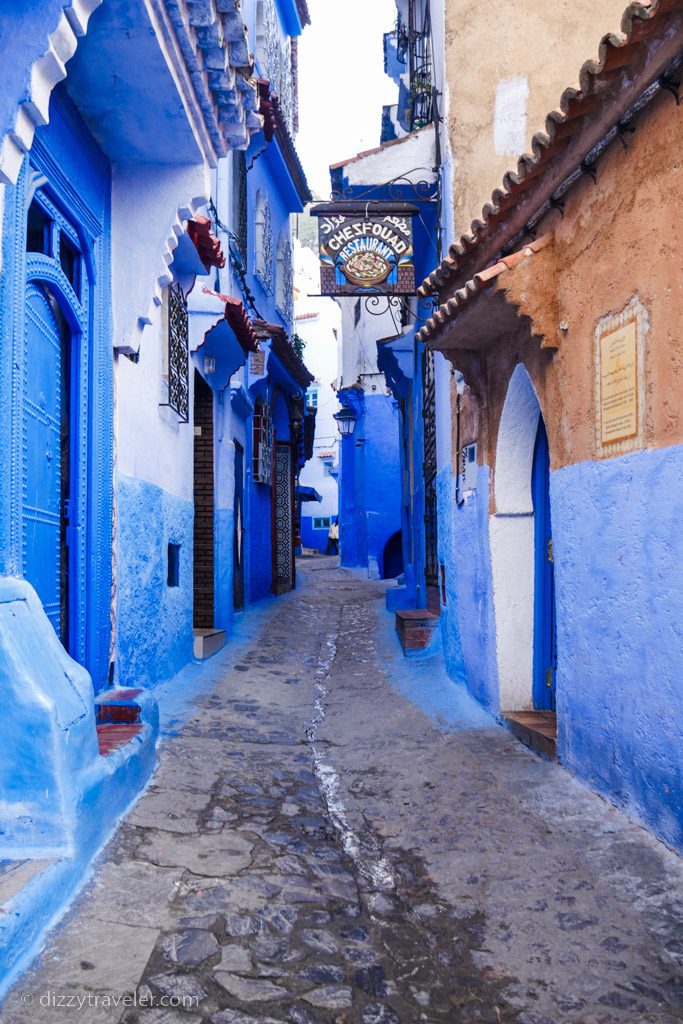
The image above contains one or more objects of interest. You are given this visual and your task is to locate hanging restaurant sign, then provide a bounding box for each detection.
[310,202,418,297]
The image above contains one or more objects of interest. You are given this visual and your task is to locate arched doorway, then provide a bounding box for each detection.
[491,364,556,715]
[382,530,404,580]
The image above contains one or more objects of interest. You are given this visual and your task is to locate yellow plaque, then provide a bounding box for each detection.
[599,318,638,445]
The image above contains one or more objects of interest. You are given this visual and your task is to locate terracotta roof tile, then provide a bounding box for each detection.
[417,237,552,342]
[188,216,226,269]
[201,287,259,352]
[256,79,312,205]
[296,0,311,27]
[252,319,314,388]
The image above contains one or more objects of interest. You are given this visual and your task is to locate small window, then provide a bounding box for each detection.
[232,151,248,268]
[167,543,181,587]
[26,199,52,255]
[162,283,190,423]
[313,516,331,531]
[323,459,334,477]
[307,388,318,408]
[253,398,273,484]
[59,231,81,297]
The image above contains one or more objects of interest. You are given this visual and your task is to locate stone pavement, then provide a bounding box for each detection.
[2,560,682,1024]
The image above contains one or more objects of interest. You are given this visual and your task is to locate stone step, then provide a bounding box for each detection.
[193,628,227,660]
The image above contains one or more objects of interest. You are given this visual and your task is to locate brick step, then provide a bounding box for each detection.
[395,608,439,655]
[95,687,143,725]
[96,723,143,756]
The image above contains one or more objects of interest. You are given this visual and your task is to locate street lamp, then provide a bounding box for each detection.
[333,406,357,439]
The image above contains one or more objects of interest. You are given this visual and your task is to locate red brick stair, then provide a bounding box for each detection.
[395,609,439,655]
[95,688,143,756]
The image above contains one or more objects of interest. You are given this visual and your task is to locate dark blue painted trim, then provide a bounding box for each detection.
[273,0,305,36]
[532,417,557,710]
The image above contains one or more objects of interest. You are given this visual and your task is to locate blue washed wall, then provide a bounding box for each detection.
[552,445,683,850]
[0,2,69,147]
[363,394,402,576]
[301,516,329,554]
[116,476,193,689]
[437,465,500,712]
[339,426,365,569]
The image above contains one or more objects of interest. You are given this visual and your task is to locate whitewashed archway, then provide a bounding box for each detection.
[490,364,541,711]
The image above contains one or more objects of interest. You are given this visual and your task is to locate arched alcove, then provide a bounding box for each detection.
[382,531,404,580]
[490,364,542,711]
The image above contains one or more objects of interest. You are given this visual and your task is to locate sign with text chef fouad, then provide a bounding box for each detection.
[310,202,417,297]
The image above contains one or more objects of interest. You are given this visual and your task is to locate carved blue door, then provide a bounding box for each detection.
[23,281,66,641]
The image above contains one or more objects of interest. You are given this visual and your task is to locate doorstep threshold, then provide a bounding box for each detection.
[503,710,557,760]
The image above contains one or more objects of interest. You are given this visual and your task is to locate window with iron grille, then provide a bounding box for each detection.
[255,190,274,295]
[163,283,189,423]
[408,0,434,130]
[235,151,248,267]
[253,398,273,484]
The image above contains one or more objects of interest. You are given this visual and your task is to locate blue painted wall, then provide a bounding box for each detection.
[301,515,331,554]
[364,393,402,576]
[116,476,194,690]
[552,445,683,850]
[437,465,499,711]
[338,390,402,576]
[339,420,365,568]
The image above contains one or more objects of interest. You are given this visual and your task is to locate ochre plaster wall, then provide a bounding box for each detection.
[444,0,628,236]
[450,88,683,486]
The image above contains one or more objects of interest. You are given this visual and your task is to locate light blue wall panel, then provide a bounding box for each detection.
[552,444,683,850]
[116,476,193,689]
[437,465,500,712]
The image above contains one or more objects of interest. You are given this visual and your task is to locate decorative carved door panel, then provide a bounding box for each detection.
[272,442,294,595]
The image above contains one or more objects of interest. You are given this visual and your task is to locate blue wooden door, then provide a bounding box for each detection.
[532,417,557,710]
[23,282,68,643]
[233,441,245,610]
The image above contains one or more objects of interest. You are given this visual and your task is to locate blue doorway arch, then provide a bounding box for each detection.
[532,417,557,710]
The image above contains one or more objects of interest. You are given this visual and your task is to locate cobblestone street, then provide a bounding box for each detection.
[3,561,682,1024]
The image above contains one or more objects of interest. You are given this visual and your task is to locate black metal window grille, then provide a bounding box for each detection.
[236,151,248,267]
[164,283,189,423]
[422,345,438,588]
[253,399,273,484]
[408,0,434,131]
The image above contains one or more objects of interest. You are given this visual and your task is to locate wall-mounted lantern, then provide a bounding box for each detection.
[333,406,357,439]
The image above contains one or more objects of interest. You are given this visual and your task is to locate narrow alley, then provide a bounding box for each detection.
[3,562,681,1024]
